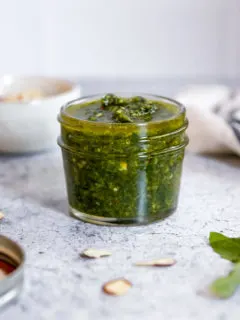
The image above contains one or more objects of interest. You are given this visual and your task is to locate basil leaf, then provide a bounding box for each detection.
[210,263,240,299]
[209,232,240,263]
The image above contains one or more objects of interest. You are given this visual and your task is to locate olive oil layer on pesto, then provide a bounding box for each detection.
[68,94,176,123]
[60,94,188,222]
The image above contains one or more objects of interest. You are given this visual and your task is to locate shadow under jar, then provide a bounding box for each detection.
[58,93,188,226]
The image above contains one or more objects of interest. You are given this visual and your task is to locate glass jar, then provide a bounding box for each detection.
[58,93,188,226]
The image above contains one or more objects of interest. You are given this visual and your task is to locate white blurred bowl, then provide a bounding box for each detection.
[0,75,81,153]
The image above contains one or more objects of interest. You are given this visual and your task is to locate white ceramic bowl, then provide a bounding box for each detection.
[0,75,81,153]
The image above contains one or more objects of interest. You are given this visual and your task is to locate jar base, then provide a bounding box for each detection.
[69,206,175,226]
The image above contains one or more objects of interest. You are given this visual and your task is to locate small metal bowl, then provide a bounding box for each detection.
[0,235,25,308]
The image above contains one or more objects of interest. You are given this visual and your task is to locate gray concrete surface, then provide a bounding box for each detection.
[0,80,240,320]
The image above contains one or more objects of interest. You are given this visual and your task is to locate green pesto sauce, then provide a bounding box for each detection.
[59,94,188,224]
[66,94,176,123]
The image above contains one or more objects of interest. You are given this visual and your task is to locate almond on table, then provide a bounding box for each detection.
[103,279,132,296]
[135,258,176,267]
[81,248,112,259]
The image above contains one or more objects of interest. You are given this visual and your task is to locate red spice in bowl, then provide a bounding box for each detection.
[0,259,16,278]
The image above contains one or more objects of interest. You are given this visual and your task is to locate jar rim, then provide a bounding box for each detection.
[59,93,186,129]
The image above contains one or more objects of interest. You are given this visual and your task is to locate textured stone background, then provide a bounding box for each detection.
[0,80,240,320]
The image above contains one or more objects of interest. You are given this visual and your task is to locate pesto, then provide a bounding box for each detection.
[58,94,188,225]
[89,94,160,123]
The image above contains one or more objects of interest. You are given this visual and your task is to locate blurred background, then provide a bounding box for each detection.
[1,0,239,80]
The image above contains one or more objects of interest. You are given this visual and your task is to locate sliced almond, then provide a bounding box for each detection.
[0,212,4,220]
[81,248,112,259]
[0,270,6,280]
[103,278,132,296]
[135,258,176,267]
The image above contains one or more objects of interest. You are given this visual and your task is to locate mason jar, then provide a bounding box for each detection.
[58,93,188,226]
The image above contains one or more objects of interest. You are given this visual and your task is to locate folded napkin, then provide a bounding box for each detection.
[175,85,240,156]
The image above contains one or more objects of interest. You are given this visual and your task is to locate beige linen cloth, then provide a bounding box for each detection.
[175,85,240,156]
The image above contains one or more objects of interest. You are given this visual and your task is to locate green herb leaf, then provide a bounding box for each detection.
[210,263,240,299]
[209,232,240,263]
